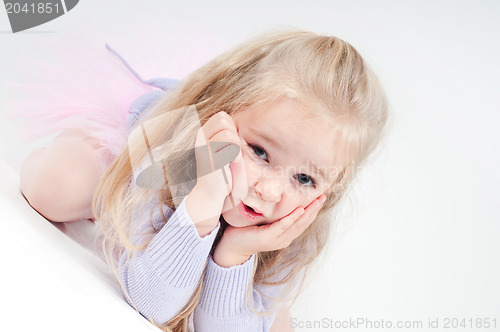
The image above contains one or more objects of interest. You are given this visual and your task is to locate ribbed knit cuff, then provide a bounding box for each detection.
[142,196,221,288]
[198,253,256,318]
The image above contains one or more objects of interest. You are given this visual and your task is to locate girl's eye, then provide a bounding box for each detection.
[248,144,317,188]
[295,174,316,188]
[249,144,269,161]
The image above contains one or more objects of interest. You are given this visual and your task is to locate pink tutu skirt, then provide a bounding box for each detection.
[5,37,180,169]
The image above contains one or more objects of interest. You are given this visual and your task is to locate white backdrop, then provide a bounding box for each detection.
[1,1,499,331]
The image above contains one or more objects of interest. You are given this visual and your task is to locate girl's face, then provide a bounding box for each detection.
[221,97,344,228]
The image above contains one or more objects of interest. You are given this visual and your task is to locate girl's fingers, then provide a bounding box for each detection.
[194,114,242,200]
[208,127,247,210]
[210,129,241,153]
[196,112,237,150]
[210,128,243,170]
[202,111,238,141]
[265,207,304,238]
[276,195,326,242]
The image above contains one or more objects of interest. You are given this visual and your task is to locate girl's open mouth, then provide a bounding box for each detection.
[239,202,265,221]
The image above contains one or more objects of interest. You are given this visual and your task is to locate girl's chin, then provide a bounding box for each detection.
[221,211,250,228]
[226,219,250,228]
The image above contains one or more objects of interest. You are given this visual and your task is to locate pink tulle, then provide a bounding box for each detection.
[5,31,227,172]
[5,37,159,160]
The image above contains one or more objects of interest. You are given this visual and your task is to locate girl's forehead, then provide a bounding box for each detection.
[235,97,322,123]
[235,98,335,140]
[234,99,345,184]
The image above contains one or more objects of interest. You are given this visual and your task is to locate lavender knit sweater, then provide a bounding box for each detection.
[119,194,294,331]
[119,84,298,331]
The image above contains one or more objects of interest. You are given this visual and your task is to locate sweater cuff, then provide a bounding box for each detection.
[142,195,221,288]
[198,253,256,317]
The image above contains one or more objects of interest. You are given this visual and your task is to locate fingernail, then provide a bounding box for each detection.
[320,195,327,203]
[299,209,305,216]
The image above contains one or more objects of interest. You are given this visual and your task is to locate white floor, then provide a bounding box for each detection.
[1,1,499,332]
[0,161,157,331]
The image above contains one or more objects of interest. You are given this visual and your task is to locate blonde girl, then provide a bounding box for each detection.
[18,28,389,331]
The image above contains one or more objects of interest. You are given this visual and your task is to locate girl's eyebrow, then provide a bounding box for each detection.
[310,163,328,183]
[249,127,328,183]
[248,127,285,150]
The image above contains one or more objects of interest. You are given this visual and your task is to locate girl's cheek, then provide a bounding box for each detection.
[244,155,258,180]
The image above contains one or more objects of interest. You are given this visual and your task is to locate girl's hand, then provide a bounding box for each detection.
[214,195,327,264]
[186,111,248,237]
[193,111,247,205]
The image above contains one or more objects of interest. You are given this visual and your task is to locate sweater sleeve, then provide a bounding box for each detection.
[119,195,221,326]
[193,252,302,332]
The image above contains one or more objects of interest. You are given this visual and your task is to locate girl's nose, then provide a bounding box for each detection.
[255,179,282,202]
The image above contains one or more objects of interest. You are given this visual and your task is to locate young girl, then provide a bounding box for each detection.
[17,28,389,331]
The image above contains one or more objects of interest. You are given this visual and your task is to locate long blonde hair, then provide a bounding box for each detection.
[93,27,390,331]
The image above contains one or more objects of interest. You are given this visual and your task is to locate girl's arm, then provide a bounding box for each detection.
[119,186,222,326]
[193,251,302,332]
[119,108,242,325]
